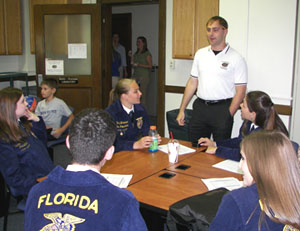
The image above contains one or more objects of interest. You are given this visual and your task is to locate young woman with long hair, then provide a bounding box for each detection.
[198,91,293,161]
[0,88,53,200]
[129,36,152,106]
[210,130,300,230]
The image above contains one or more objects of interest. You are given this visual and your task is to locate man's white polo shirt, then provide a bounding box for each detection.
[190,44,247,101]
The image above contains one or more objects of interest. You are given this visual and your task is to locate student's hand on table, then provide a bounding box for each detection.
[176,111,185,126]
[205,146,217,154]
[198,137,216,147]
[133,136,153,149]
[24,109,40,122]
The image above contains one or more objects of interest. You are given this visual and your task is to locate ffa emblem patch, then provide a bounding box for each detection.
[41,213,85,231]
[136,117,143,129]
[283,225,299,231]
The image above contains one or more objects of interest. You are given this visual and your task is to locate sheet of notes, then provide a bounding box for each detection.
[100,173,133,188]
[213,159,243,174]
[202,177,243,191]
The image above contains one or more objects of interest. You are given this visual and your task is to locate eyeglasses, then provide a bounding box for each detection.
[206,27,225,33]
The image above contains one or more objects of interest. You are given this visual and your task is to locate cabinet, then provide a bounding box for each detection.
[172,0,219,59]
[29,0,81,54]
[0,0,22,55]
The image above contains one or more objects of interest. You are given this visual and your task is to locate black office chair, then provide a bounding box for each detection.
[166,188,228,231]
[0,172,11,231]
[166,109,192,141]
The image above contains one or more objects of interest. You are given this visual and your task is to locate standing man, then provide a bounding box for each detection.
[25,108,147,230]
[176,16,247,145]
[113,33,128,78]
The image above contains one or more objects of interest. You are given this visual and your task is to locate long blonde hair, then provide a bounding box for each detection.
[242,130,300,229]
[108,78,136,105]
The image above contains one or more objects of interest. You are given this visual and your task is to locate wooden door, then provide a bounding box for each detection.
[34,4,102,114]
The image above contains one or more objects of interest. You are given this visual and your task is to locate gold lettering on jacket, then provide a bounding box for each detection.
[37,193,98,214]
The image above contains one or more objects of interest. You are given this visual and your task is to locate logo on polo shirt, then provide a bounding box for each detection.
[220,61,229,70]
[41,213,85,231]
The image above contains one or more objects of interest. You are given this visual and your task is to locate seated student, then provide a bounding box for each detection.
[25,108,147,231]
[198,91,289,161]
[210,130,300,231]
[106,78,161,152]
[0,88,54,200]
[35,78,74,140]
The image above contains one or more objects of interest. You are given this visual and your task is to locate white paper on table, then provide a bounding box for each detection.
[213,159,243,174]
[100,173,132,188]
[202,177,243,191]
[158,144,196,155]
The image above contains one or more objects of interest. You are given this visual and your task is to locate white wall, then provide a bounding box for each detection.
[291,2,300,144]
[165,0,297,138]
[112,5,159,66]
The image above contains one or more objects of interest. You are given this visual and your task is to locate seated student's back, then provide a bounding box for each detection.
[25,108,147,231]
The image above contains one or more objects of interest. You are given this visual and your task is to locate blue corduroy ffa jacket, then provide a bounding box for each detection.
[0,117,54,197]
[25,166,147,231]
[105,100,150,153]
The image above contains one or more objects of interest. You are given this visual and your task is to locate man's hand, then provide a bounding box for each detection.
[176,111,185,126]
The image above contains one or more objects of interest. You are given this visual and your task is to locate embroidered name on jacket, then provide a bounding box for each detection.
[38,193,98,214]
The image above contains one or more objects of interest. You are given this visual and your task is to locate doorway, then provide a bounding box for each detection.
[112,13,132,77]
[110,4,159,125]
[101,0,165,134]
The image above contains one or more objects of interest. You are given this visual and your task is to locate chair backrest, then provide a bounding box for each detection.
[166,109,192,141]
[166,188,228,231]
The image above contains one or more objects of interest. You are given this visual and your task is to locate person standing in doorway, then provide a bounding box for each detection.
[129,36,153,106]
[176,16,248,145]
[112,33,128,78]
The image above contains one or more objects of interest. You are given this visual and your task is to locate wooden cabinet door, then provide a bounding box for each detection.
[194,0,219,51]
[172,0,219,59]
[172,0,196,59]
[0,0,22,55]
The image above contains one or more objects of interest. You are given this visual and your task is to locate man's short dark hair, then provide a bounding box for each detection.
[206,16,228,29]
[69,108,116,165]
[41,78,58,89]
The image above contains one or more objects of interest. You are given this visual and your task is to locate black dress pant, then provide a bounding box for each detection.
[189,98,233,145]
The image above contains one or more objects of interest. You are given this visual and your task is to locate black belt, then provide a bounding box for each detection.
[198,97,232,105]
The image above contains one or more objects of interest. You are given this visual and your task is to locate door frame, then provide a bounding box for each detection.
[100,0,166,135]
[34,4,102,110]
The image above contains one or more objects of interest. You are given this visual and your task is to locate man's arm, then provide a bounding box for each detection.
[229,84,246,116]
[176,77,198,126]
